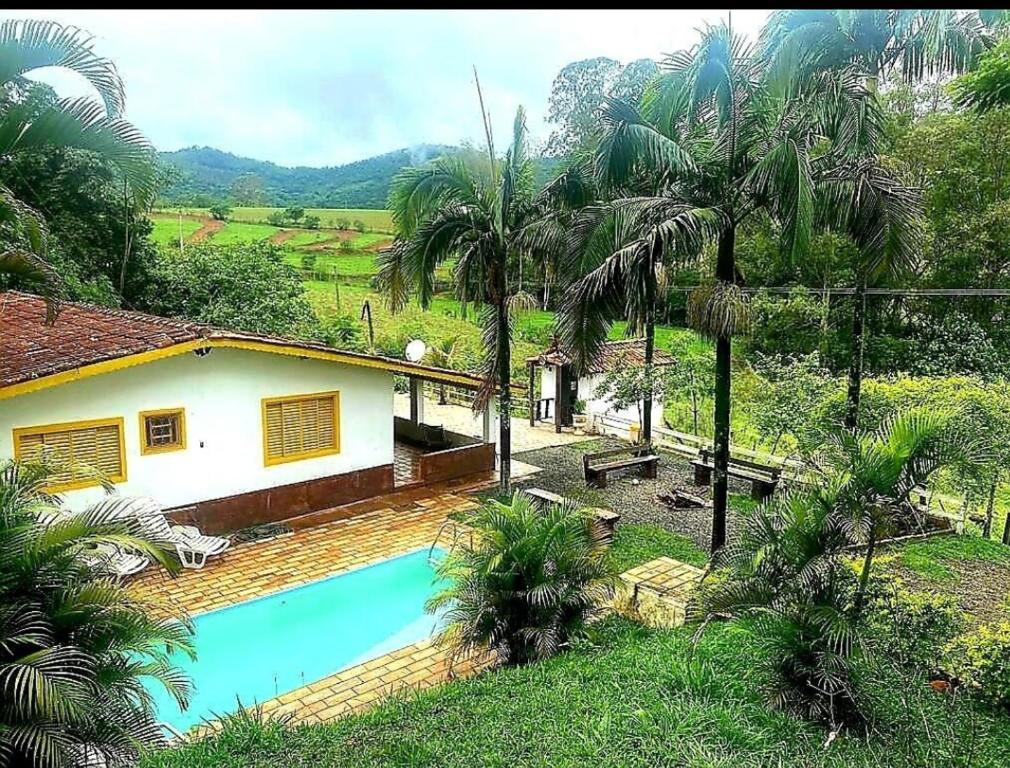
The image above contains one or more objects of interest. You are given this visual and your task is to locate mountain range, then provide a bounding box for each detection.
[157,145,455,209]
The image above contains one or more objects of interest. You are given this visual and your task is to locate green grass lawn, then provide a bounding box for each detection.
[283,230,337,248]
[149,215,201,247]
[146,617,1008,768]
[207,222,282,245]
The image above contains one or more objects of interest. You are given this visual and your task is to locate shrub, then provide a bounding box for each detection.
[352,219,366,233]
[0,460,193,767]
[209,203,231,221]
[866,585,962,669]
[318,313,365,351]
[267,211,286,226]
[300,252,318,274]
[303,214,321,229]
[140,241,318,338]
[947,620,1010,709]
[427,492,615,667]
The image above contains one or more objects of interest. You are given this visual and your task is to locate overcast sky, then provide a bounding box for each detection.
[13,9,771,167]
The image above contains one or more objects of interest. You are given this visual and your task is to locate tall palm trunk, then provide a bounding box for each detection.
[641,247,657,444]
[853,528,877,618]
[845,275,867,430]
[497,296,512,494]
[711,227,735,553]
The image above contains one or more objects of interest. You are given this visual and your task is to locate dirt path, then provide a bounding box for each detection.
[187,218,225,243]
[269,229,299,246]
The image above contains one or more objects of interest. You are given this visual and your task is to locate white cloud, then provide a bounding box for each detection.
[9,9,771,166]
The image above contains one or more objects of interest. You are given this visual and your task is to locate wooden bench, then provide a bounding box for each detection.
[691,448,781,501]
[583,445,659,489]
[525,487,621,544]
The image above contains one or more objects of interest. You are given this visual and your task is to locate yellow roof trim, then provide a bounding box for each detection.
[0,336,506,401]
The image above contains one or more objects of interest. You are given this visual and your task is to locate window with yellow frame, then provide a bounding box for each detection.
[139,408,186,455]
[13,417,127,492]
[262,391,340,466]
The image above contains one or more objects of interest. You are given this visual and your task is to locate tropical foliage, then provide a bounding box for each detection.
[426,492,614,667]
[699,407,976,724]
[0,460,192,768]
[0,19,157,308]
[380,98,576,491]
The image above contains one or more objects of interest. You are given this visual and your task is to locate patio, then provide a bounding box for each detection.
[130,487,484,726]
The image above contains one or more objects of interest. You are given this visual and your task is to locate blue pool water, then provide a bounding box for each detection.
[151,547,445,732]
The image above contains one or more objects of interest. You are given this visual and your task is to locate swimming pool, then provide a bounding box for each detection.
[151,547,445,732]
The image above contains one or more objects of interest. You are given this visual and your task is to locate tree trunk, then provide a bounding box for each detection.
[1003,509,1010,545]
[711,227,735,553]
[497,298,512,494]
[845,276,867,430]
[642,248,657,444]
[854,529,877,619]
[983,481,997,539]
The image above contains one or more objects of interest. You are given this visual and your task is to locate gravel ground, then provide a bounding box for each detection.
[514,437,755,551]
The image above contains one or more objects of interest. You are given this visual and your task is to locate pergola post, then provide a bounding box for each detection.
[554,364,563,433]
[528,362,536,427]
[483,403,493,443]
[409,377,424,424]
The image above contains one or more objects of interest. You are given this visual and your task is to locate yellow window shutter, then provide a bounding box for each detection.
[262,392,339,465]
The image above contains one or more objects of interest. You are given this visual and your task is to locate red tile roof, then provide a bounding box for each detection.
[0,291,497,394]
[527,338,676,374]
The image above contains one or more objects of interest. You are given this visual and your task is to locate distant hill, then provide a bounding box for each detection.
[157,145,456,209]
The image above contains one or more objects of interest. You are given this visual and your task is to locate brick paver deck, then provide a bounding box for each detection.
[131,490,478,615]
[131,489,486,731]
[613,556,705,628]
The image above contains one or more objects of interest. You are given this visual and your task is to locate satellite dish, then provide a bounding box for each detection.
[405,339,427,363]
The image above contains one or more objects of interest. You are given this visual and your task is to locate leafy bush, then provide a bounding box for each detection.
[352,219,366,232]
[303,214,320,229]
[140,241,319,338]
[866,585,962,669]
[745,288,827,359]
[947,621,1010,709]
[266,211,286,226]
[318,313,365,351]
[209,203,231,221]
[0,460,193,767]
[427,492,615,666]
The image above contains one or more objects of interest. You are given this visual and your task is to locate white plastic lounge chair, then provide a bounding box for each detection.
[82,542,149,578]
[131,502,231,570]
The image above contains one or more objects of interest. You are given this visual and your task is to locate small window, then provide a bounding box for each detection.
[262,391,340,465]
[140,409,186,454]
[14,417,127,491]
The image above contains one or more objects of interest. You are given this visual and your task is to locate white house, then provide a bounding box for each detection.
[526,339,675,431]
[0,292,496,533]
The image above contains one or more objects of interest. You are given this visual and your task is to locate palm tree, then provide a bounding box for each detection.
[427,335,461,404]
[761,9,991,94]
[815,162,923,429]
[699,489,862,725]
[0,19,157,312]
[426,492,614,667]
[379,88,570,493]
[0,459,193,768]
[761,9,989,428]
[576,23,875,551]
[811,408,975,613]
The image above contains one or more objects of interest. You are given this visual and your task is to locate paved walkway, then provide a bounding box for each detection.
[613,557,706,629]
[393,394,589,453]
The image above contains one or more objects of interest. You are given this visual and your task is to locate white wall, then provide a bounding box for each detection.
[0,348,394,511]
[537,367,664,426]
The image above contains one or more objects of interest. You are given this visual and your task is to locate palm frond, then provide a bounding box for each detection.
[0,19,125,116]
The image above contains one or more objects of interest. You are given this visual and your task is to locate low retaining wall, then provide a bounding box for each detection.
[416,442,495,485]
[165,464,395,534]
